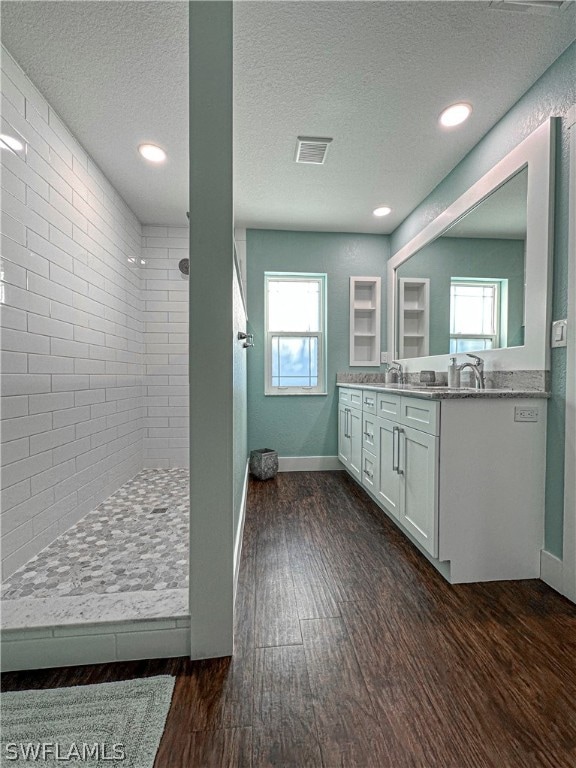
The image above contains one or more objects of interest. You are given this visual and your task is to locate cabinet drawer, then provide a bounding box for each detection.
[339,387,363,409]
[362,449,377,493]
[376,392,402,419]
[399,397,439,435]
[362,390,377,414]
[362,412,377,452]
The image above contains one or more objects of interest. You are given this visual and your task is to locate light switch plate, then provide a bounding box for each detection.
[381,352,389,364]
[551,319,567,348]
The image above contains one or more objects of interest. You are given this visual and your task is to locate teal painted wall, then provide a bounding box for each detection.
[391,42,576,557]
[397,237,525,355]
[233,264,248,540]
[189,1,235,657]
[247,230,389,457]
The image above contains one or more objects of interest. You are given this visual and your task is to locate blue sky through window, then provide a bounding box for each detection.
[271,336,318,388]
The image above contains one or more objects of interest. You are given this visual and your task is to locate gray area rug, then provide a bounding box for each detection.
[1,675,175,766]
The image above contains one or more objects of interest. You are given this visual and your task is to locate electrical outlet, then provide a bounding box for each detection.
[514,406,539,422]
[381,352,389,364]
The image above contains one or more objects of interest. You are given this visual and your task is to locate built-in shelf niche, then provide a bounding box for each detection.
[398,277,429,358]
[350,276,381,366]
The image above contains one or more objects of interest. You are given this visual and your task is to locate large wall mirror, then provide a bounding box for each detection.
[387,119,555,372]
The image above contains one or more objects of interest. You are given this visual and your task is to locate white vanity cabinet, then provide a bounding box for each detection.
[374,417,401,519]
[338,390,362,481]
[374,393,439,557]
[338,385,548,584]
[398,423,438,557]
[361,404,378,494]
[339,389,438,542]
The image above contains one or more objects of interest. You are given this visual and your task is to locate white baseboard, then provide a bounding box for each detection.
[278,456,343,472]
[233,460,250,597]
[540,549,564,595]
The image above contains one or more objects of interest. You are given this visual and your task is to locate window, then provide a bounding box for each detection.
[449,280,500,354]
[265,273,327,395]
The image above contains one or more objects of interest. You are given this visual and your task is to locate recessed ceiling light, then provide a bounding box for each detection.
[0,134,24,152]
[439,103,472,128]
[138,143,167,163]
[373,206,392,217]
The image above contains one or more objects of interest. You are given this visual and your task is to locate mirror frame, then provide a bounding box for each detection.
[387,118,556,372]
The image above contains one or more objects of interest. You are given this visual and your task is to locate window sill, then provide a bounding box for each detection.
[265,391,328,397]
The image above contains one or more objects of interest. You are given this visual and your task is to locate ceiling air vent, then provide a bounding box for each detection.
[489,1,570,14]
[295,136,333,165]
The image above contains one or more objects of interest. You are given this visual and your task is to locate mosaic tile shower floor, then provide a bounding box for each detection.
[1,469,189,601]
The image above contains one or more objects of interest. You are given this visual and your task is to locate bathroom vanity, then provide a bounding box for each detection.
[338,383,548,583]
[347,119,556,585]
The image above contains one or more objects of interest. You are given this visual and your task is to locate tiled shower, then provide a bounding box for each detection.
[0,47,190,624]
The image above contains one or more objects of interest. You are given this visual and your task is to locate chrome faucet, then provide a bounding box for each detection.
[457,354,485,389]
[390,361,404,385]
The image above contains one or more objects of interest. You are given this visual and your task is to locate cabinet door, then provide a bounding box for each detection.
[375,417,401,519]
[349,407,362,481]
[398,425,438,557]
[338,403,351,468]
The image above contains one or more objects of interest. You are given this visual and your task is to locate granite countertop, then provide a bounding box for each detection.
[336,382,550,400]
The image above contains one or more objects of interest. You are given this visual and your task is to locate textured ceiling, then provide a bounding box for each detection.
[1,1,574,230]
[1,1,189,225]
[234,1,574,234]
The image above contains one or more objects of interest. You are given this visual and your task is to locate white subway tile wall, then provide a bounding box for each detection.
[0,47,149,578]
[141,227,189,469]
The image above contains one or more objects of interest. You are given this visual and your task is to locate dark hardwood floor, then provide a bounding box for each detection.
[3,471,576,767]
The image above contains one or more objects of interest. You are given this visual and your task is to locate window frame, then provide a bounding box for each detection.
[449,279,501,353]
[264,272,327,396]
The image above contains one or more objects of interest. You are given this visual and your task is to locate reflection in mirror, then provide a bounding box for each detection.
[396,167,528,359]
